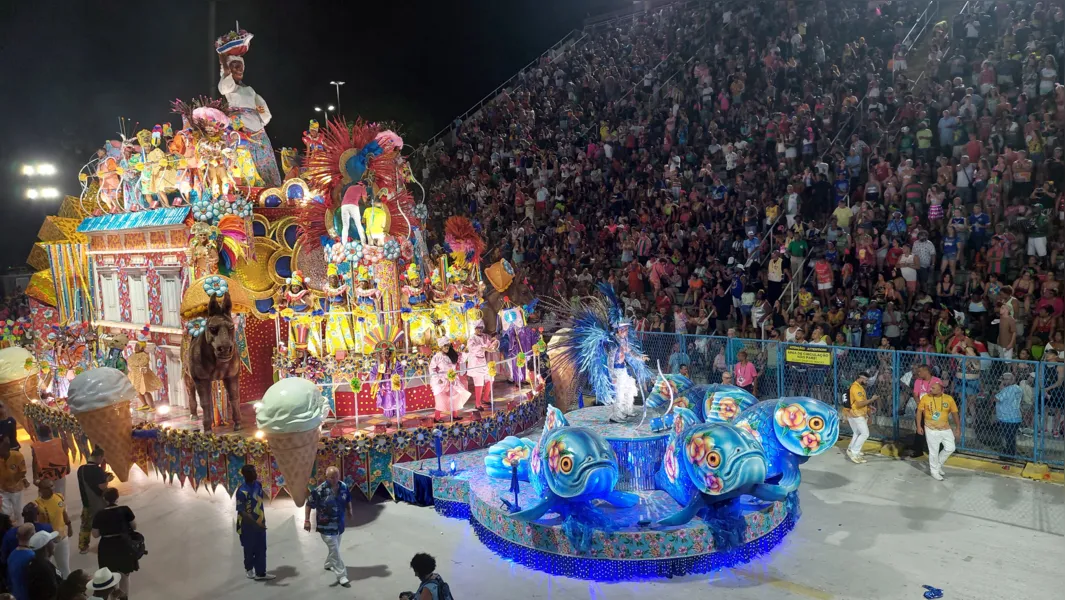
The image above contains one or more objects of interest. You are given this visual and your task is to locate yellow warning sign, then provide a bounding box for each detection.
[784,346,832,366]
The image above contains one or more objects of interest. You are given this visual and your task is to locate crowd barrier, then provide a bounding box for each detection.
[636,332,1065,467]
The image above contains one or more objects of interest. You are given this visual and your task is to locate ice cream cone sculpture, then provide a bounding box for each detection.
[67,368,137,482]
[0,347,40,440]
[256,377,326,506]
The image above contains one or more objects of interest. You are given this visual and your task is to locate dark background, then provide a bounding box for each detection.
[0,0,624,270]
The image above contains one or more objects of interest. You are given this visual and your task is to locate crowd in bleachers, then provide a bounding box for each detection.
[421,0,1065,438]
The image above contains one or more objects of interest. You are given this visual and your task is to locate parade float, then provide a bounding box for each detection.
[5,24,829,583]
[12,25,546,502]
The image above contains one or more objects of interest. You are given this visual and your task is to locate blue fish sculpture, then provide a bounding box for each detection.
[484,436,536,481]
[710,396,840,499]
[655,408,769,529]
[512,406,638,552]
[646,376,757,423]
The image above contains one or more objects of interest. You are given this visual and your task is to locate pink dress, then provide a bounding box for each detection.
[429,352,470,413]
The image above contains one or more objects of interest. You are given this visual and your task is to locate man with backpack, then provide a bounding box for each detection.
[406,552,454,600]
[843,369,878,464]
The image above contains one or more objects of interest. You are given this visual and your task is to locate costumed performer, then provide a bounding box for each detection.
[227,116,267,187]
[546,283,651,422]
[282,271,322,358]
[341,183,368,245]
[217,52,281,186]
[352,267,379,353]
[368,330,406,419]
[303,120,325,155]
[324,264,355,359]
[126,341,161,411]
[464,320,499,410]
[610,319,639,422]
[429,337,469,422]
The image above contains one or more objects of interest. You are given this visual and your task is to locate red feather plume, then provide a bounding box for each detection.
[296,200,330,250]
[444,216,485,265]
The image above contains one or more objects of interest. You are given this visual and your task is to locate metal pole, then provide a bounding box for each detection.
[208,0,217,97]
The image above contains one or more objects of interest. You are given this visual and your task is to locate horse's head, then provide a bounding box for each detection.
[205,293,236,362]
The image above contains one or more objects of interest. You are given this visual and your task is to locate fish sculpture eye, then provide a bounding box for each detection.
[559,455,574,474]
[809,416,825,431]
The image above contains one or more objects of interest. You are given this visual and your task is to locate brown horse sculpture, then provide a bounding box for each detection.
[185,292,242,431]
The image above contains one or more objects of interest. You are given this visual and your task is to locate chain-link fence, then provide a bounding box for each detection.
[637,332,1062,467]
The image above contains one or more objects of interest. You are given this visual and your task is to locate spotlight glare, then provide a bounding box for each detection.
[36,163,57,176]
[157,405,172,415]
[21,165,35,176]
[254,430,265,439]
[26,189,39,199]
[40,187,60,199]
[327,105,335,111]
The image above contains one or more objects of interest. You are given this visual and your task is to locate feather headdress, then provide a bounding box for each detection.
[444,216,485,267]
[171,97,232,137]
[543,283,651,405]
[216,214,249,275]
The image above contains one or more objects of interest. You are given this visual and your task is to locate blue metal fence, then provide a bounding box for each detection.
[636,332,1063,467]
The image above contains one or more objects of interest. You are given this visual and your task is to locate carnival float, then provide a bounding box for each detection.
[4,23,830,582]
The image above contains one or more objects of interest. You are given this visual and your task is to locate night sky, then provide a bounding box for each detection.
[0,0,621,270]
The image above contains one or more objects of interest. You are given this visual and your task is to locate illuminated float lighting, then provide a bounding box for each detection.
[254,430,265,439]
[156,405,171,415]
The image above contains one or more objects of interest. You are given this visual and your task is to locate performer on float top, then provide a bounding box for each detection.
[370,343,406,419]
[303,120,325,155]
[218,53,281,186]
[429,338,470,422]
[464,320,498,410]
[609,319,640,423]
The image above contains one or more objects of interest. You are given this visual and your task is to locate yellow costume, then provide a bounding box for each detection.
[324,264,356,356]
[127,349,162,395]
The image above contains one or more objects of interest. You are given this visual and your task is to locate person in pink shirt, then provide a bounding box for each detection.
[733,350,759,394]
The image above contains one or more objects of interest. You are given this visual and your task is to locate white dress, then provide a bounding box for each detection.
[218,75,272,131]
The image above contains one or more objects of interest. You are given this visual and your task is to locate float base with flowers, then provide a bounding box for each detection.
[392,404,796,582]
[23,383,545,502]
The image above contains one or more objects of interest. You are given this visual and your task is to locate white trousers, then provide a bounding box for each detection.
[925,428,956,474]
[54,536,71,578]
[847,416,870,455]
[612,367,637,419]
[340,204,366,245]
[321,533,347,581]
[0,491,21,522]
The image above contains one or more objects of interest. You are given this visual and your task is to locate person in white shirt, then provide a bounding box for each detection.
[218,54,281,186]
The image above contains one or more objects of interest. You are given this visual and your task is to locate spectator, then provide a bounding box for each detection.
[667,343,690,374]
[733,350,758,394]
[0,505,51,568]
[0,437,27,523]
[33,480,70,578]
[994,372,1023,458]
[76,447,111,555]
[25,530,61,600]
[408,553,453,600]
[90,488,138,596]
[5,525,34,599]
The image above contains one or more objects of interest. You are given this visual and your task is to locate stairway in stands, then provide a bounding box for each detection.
[901,0,970,84]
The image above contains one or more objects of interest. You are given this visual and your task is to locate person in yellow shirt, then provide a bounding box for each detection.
[916,381,960,480]
[35,478,72,578]
[844,370,878,463]
[0,435,29,521]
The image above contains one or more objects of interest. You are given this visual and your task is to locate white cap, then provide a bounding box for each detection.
[29,530,59,550]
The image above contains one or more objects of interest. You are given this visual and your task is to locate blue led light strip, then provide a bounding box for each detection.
[434,498,471,520]
[469,513,796,581]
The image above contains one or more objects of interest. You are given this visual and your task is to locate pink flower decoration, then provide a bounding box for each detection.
[663,441,679,483]
[717,397,739,419]
[800,431,822,452]
[775,403,808,430]
[704,472,724,494]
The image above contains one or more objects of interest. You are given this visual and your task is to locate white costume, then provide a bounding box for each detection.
[611,343,639,421]
[429,339,470,416]
[218,56,281,186]
[464,322,498,409]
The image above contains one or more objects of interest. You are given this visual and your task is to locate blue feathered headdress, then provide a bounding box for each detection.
[545,283,651,405]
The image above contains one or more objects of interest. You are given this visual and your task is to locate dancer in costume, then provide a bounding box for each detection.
[464,320,498,410]
[126,341,160,412]
[547,283,651,422]
[323,264,355,359]
[282,271,322,359]
[303,120,325,155]
[217,48,281,186]
[366,325,406,419]
[352,267,379,353]
[429,338,470,421]
[227,116,267,187]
